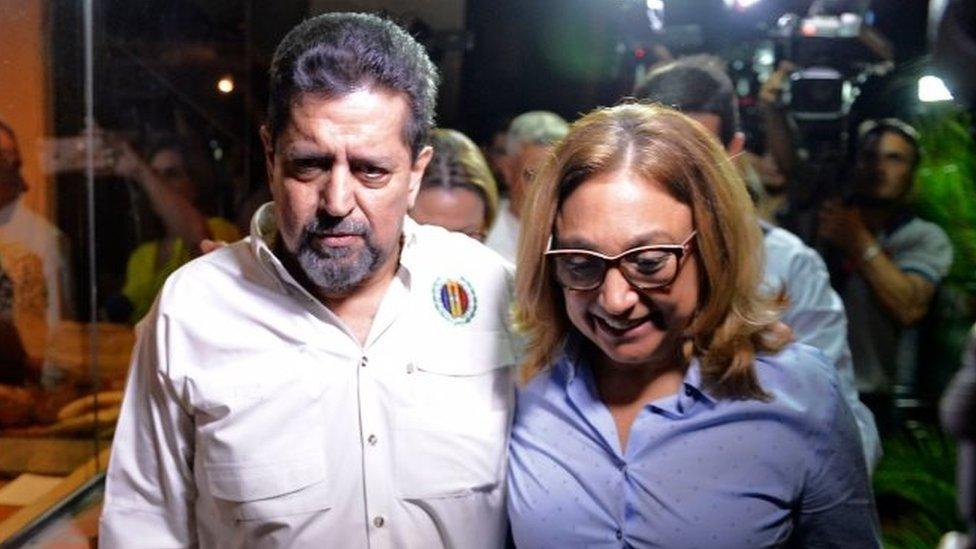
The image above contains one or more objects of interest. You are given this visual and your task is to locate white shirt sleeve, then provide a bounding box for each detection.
[99,309,198,548]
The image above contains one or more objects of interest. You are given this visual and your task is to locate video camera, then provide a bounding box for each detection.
[764,1,895,240]
[772,0,892,124]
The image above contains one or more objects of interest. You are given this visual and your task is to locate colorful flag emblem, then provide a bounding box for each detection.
[432,277,477,324]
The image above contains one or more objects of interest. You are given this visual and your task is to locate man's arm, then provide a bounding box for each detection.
[856,243,936,326]
[819,204,952,326]
[759,62,799,178]
[99,310,197,548]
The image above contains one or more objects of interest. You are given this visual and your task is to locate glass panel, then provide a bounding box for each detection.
[1,0,109,531]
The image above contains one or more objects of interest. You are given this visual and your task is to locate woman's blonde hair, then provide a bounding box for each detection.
[420,128,500,228]
[516,103,789,400]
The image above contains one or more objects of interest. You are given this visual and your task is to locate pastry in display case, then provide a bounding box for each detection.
[0,321,133,543]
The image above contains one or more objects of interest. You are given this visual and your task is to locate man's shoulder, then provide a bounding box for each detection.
[762,225,828,280]
[763,225,818,261]
[889,216,950,246]
[155,239,264,312]
[3,201,63,246]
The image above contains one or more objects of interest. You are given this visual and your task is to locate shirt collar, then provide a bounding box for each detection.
[557,336,717,414]
[248,202,420,291]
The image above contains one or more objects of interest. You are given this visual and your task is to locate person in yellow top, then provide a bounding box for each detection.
[107,138,239,323]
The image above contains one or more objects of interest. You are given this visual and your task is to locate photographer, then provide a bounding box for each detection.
[819,119,952,426]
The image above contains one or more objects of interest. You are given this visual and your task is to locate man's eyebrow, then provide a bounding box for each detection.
[348,152,397,167]
[283,152,333,167]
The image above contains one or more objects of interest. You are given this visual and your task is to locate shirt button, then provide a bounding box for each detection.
[373,516,385,528]
[615,528,623,540]
[684,387,693,397]
[406,363,415,374]
[367,434,378,446]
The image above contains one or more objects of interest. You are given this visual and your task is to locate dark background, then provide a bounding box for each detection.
[47,0,938,318]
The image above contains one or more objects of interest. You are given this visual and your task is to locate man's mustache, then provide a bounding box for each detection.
[303,215,370,238]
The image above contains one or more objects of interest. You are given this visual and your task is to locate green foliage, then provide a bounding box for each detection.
[913,109,976,290]
[874,426,963,548]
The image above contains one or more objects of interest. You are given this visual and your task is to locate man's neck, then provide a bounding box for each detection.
[275,240,401,346]
[321,260,399,346]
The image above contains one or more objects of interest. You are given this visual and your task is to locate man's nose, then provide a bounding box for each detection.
[598,267,639,315]
[320,166,355,218]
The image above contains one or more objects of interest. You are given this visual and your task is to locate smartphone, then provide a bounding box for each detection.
[39,134,115,175]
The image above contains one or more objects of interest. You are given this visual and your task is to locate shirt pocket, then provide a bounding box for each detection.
[394,330,514,499]
[193,345,337,520]
[204,452,331,521]
[193,345,334,464]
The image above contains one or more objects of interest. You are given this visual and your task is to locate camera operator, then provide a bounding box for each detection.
[818,119,952,428]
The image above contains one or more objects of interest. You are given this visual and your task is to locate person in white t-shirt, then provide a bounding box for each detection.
[0,119,72,326]
[100,13,518,548]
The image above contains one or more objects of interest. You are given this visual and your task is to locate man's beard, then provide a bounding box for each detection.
[293,214,384,296]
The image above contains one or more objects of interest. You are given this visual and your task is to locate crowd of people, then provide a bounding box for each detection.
[0,7,972,548]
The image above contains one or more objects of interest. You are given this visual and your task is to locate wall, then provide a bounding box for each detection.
[0,0,51,219]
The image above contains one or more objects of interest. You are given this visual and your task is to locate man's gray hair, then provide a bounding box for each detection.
[506,111,569,155]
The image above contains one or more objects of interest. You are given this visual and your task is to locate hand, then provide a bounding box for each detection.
[818,200,871,256]
[759,61,795,109]
[199,239,227,255]
[110,140,148,181]
[756,153,786,192]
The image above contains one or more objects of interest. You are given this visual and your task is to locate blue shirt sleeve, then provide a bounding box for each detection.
[793,376,882,547]
[771,234,882,471]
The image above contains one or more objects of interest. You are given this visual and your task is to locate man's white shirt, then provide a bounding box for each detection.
[100,204,518,548]
[484,199,519,265]
[761,222,882,470]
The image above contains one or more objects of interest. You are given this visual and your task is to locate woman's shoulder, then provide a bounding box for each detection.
[751,342,844,422]
[517,355,576,405]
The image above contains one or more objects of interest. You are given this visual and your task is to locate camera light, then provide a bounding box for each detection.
[217,75,235,94]
[918,75,954,103]
[724,0,761,10]
[646,0,664,32]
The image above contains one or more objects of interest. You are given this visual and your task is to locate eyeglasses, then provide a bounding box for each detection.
[545,231,697,291]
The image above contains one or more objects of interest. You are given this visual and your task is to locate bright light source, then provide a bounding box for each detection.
[646,0,664,32]
[217,75,235,94]
[724,0,761,10]
[918,75,954,102]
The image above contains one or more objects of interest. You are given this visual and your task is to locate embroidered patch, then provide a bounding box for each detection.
[432,277,477,324]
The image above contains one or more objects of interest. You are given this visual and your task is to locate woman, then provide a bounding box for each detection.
[508,103,880,547]
[410,128,499,242]
[108,137,239,323]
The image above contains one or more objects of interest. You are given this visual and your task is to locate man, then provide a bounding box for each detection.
[100,13,518,548]
[819,119,952,427]
[484,110,568,263]
[634,55,882,470]
[0,119,72,325]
